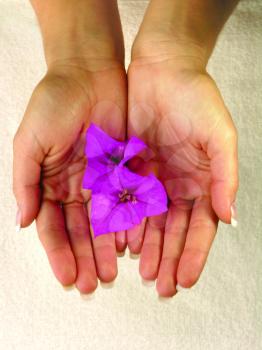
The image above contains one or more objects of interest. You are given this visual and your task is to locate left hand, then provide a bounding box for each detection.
[126,45,238,297]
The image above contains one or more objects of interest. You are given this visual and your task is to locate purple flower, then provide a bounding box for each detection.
[90,166,168,237]
[82,123,146,190]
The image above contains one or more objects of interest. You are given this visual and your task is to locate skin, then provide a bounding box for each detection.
[126,0,239,297]
[13,0,239,298]
[13,0,127,294]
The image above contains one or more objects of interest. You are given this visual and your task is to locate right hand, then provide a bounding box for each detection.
[13,59,127,293]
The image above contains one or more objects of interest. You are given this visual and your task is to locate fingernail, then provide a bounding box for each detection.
[117,233,126,244]
[158,296,172,303]
[116,251,125,257]
[176,284,190,292]
[141,278,155,287]
[230,201,238,228]
[129,252,140,260]
[100,280,115,289]
[62,283,75,291]
[80,292,95,300]
[16,207,21,232]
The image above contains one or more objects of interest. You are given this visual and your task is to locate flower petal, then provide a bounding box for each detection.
[90,167,123,194]
[91,200,141,236]
[112,167,168,218]
[135,175,168,216]
[126,201,148,223]
[84,124,168,235]
[85,123,124,159]
[82,159,114,190]
[120,136,147,164]
[116,166,146,191]
[91,192,118,216]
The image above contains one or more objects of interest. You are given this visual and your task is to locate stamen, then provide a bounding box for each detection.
[118,189,137,204]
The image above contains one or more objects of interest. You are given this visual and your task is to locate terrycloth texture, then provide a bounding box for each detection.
[0,0,261,349]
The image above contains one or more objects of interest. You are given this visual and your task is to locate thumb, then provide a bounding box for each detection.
[208,117,239,227]
[13,123,44,230]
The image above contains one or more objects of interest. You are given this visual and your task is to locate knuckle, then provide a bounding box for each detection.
[182,246,208,258]
[224,124,238,144]
[189,217,216,232]
[164,225,187,237]
[37,222,65,236]
[67,225,89,239]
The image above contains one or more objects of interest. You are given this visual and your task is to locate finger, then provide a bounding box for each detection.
[156,200,192,297]
[208,118,238,225]
[139,213,166,281]
[87,201,117,283]
[63,202,98,294]
[127,218,146,255]
[36,199,77,286]
[13,124,44,228]
[115,230,127,254]
[176,195,218,288]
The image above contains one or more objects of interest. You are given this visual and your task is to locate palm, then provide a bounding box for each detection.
[39,66,126,203]
[16,63,127,292]
[127,60,230,296]
[129,62,225,198]
[39,84,90,207]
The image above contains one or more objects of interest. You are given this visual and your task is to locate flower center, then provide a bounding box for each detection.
[110,155,121,164]
[118,189,137,204]
[109,145,125,165]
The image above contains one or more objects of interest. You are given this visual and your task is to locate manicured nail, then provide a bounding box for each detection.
[141,278,155,287]
[176,284,190,292]
[158,296,172,303]
[230,201,238,228]
[62,283,75,291]
[80,292,95,300]
[116,251,125,257]
[15,207,21,232]
[100,280,115,289]
[129,252,140,260]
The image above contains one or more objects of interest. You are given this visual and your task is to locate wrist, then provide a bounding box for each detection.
[131,0,239,68]
[44,32,124,71]
[131,33,208,71]
[31,0,124,69]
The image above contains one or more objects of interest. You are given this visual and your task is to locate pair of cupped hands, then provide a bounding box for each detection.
[13,33,238,299]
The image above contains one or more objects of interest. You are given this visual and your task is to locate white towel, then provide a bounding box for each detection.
[0,0,261,349]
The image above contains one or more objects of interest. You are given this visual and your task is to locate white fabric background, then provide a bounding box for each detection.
[0,0,261,349]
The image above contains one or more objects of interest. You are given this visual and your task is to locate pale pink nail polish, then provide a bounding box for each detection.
[80,292,95,300]
[176,284,190,292]
[100,281,115,289]
[129,252,140,260]
[141,278,155,287]
[230,201,238,228]
[16,207,21,232]
[158,296,172,303]
[116,251,125,257]
[62,284,75,291]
